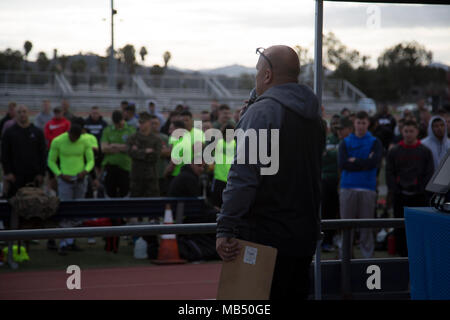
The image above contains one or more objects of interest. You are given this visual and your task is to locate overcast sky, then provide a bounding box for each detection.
[0,0,449,70]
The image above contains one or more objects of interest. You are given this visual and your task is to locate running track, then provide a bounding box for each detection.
[0,263,222,300]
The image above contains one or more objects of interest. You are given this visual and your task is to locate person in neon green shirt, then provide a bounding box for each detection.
[169,133,185,177]
[48,131,94,180]
[47,119,94,255]
[165,120,187,178]
[212,124,236,207]
[83,132,99,151]
[169,110,205,177]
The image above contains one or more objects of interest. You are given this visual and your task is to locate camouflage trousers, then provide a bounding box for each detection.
[129,178,160,198]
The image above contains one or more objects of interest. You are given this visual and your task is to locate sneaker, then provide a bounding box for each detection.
[87,238,96,245]
[47,239,57,251]
[58,246,68,256]
[321,243,335,253]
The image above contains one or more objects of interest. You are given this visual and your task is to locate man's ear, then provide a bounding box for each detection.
[264,68,272,85]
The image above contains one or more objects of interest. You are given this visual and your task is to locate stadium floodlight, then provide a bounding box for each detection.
[108,0,117,88]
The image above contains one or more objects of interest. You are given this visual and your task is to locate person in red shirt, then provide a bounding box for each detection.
[44,107,71,148]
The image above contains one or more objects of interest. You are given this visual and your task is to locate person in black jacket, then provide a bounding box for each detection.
[216,45,325,300]
[84,106,108,144]
[167,163,203,197]
[386,120,434,256]
[0,102,17,140]
[1,105,47,198]
[373,104,397,153]
[84,106,108,171]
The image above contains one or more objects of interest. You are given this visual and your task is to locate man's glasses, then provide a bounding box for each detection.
[256,47,273,70]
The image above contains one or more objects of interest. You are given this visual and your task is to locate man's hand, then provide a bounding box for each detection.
[60,175,73,183]
[115,144,128,153]
[161,146,171,157]
[348,157,356,163]
[131,145,138,151]
[103,143,119,154]
[77,171,88,181]
[4,174,16,183]
[145,148,154,154]
[216,237,241,262]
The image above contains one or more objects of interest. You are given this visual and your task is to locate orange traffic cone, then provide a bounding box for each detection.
[151,204,186,265]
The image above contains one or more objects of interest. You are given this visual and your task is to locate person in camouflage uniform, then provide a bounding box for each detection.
[321,114,342,252]
[127,112,162,197]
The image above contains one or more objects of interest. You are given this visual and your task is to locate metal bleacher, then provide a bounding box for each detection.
[0,70,364,114]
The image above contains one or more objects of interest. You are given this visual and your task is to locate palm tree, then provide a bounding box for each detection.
[23,40,33,70]
[139,46,148,62]
[163,51,171,69]
[59,55,69,72]
[119,44,136,74]
[37,52,50,71]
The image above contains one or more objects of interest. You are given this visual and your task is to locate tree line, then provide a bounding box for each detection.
[1,35,448,103]
[0,41,172,76]
[294,32,447,104]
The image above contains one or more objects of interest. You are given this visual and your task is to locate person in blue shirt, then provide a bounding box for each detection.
[338,110,383,259]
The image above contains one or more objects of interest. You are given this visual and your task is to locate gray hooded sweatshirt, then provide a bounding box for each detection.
[34,112,53,131]
[217,82,325,257]
[421,115,450,171]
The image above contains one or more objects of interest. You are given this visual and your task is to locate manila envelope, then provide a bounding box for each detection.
[217,239,277,300]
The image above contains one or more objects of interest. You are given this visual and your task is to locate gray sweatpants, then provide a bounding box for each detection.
[339,188,377,259]
[58,177,87,247]
[58,177,87,201]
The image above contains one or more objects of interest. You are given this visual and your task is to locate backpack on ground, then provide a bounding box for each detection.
[9,186,60,222]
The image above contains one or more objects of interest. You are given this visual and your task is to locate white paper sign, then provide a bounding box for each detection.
[243,246,258,265]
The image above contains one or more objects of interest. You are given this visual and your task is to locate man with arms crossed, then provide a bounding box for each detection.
[338,111,383,259]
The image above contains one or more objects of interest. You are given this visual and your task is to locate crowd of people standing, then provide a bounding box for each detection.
[321,101,450,258]
[0,96,449,258]
[0,99,237,255]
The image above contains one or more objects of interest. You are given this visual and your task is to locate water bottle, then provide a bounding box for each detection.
[134,237,148,259]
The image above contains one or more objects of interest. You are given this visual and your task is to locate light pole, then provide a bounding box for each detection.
[108,0,117,88]
[313,0,323,301]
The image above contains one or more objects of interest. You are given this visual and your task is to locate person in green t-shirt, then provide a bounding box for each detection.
[48,124,94,195]
[175,110,205,170]
[47,119,94,254]
[78,122,101,202]
[212,123,235,207]
[165,120,186,182]
[321,114,346,252]
[101,110,136,198]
